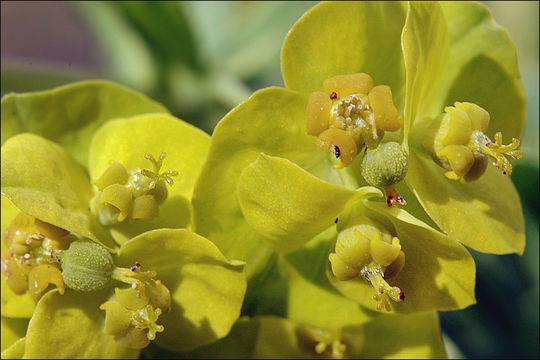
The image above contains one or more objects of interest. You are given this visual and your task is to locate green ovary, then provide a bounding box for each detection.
[91,152,178,225]
[430,102,522,182]
[329,220,406,312]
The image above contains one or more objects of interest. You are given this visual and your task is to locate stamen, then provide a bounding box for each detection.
[361,264,404,312]
[469,131,522,175]
[330,92,338,100]
[383,184,406,207]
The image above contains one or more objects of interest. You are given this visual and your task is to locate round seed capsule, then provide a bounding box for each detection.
[360,141,408,188]
[61,240,114,292]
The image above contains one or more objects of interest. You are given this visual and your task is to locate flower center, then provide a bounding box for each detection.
[429,102,523,182]
[91,152,178,225]
[100,261,171,349]
[306,73,401,169]
[1,212,71,300]
[329,222,406,312]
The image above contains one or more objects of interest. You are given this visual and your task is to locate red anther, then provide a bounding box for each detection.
[329,92,338,100]
[130,266,137,272]
[486,142,491,147]
[503,171,507,175]
[135,262,141,267]
[399,290,405,301]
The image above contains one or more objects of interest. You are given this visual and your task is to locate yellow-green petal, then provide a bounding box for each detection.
[281,1,407,114]
[237,153,381,253]
[1,134,116,250]
[431,1,526,140]
[361,311,447,359]
[1,80,168,168]
[406,149,524,254]
[115,229,246,352]
[1,317,28,352]
[89,114,210,243]
[402,1,449,149]
[23,289,140,359]
[0,337,25,359]
[329,201,476,314]
[192,87,356,279]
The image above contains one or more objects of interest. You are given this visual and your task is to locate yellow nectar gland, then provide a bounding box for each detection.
[1,212,72,300]
[306,73,401,169]
[329,224,405,312]
[100,261,171,349]
[432,102,523,182]
[92,152,178,225]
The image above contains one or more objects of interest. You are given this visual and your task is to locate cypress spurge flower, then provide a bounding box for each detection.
[191,0,484,316]
[1,82,246,358]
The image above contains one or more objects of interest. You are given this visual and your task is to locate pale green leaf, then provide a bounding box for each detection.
[115,229,246,352]
[1,80,168,168]
[1,195,35,318]
[281,1,407,114]
[406,149,524,254]
[402,1,449,148]
[88,114,210,243]
[192,87,356,279]
[237,153,381,253]
[24,289,140,359]
[1,134,116,250]
[328,200,476,313]
[1,317,28,352]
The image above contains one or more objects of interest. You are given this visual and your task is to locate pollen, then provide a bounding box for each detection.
[306,73,401,169]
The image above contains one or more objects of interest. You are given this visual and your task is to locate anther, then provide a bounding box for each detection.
[330,92,338,100]
[332,145,341,158]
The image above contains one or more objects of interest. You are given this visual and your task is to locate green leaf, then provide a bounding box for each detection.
[1,317,28,352]
[1,80,168,168]
[1,134,116,250]
[361,311,447,358]
[431,1,526,140]
[192,87,355,279]
[237,153,381,253]
[88,114,210,243]
[23,289,140,359]
[1,195,35,318]
[281,1,407,113]
[115,229,246,352]
[406,149,525,254]
[402,1,449,148]
[0,337,25,359]
[328,200,476,314]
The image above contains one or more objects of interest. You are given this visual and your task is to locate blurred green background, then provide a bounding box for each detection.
[1,1,538,358]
